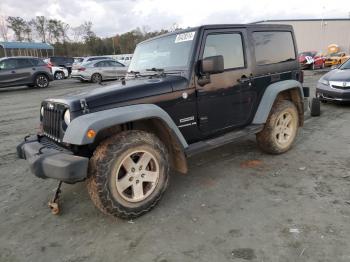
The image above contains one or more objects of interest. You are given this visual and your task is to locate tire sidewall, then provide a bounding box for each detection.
[257,100,299,154]
[90,131,169,217]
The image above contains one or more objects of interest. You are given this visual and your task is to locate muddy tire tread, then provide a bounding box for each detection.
[87,130,169,219]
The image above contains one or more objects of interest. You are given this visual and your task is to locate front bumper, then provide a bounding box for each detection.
[17,135,89,183]
[316,83,350,101]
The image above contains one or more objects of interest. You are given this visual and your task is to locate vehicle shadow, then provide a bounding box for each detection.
[0,85,35,93]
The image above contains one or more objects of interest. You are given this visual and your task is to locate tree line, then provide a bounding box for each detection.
[0,15,173,57]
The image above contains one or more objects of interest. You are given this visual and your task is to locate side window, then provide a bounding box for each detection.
[110,61,124,67]
[203,33,245,69]
[0,59,18,70]
[17,59,34,68]
[33,59,47,66]
[95,61,106,67]
[252,31,296,65]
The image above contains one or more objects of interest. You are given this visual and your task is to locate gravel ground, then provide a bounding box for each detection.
[1,72,350,262]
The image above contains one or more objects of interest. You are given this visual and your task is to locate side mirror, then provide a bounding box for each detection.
[200,55,224,75]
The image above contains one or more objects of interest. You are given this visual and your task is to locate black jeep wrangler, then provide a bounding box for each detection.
[18,24,309,218]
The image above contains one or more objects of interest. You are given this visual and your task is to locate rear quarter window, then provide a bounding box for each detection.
[32,59,46,66]
[252,31,296,65]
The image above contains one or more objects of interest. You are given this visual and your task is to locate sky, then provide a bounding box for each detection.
[1,0,350,37]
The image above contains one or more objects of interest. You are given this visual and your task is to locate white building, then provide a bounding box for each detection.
[255,18,350,54]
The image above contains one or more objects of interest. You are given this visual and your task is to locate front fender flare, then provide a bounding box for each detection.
[252,80,304,124]
[63,104,188,148]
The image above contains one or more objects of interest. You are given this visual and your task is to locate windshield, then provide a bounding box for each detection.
[128,31,196,73]
[339,58,350,70]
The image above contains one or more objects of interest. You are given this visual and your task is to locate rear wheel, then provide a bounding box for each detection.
[35,74,49,88]
[87,131,170,219]
[54,71,64,80]
[256,100,299,154]
[91,73,102,83]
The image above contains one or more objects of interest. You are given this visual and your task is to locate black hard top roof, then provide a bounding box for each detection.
[141,23,293,44]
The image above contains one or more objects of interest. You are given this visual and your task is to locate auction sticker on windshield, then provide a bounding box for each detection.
[175,32,196,43]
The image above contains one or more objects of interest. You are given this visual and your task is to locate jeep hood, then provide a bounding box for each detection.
[45,75,188,112]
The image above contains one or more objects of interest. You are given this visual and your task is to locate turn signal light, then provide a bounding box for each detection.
[86,129,96,139]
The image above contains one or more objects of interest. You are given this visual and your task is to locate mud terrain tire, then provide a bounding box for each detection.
[87,130,170,219]
[256,100,299,154]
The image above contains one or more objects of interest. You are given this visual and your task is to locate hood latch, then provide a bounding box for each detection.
[80,99,90,114]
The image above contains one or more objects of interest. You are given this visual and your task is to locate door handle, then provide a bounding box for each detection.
[32,68,36,71]
[11,71,16,73]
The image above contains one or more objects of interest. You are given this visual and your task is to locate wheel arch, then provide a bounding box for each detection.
[252,80,304,126]
[31,71,51,82]
[63,104,189,174]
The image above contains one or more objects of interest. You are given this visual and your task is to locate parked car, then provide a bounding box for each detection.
[325,52,350,67]
[46,56,74,75]
[316,58,350,102]
[71,59,127,83]
[298,51,325,70]
[72,56,110,68]
[18,24,310,218]
[0,57,53,88]
[44,59,69,80]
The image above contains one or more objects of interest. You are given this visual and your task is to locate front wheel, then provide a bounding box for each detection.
[256,100,299,154]
[35,74,49,88]
[87,131,170,219]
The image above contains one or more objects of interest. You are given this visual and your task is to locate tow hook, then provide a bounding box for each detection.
[48,181,63,215]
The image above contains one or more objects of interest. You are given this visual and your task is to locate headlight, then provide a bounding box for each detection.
[40,106,44,117]
[64,110,71,125]
[318,78,329,86]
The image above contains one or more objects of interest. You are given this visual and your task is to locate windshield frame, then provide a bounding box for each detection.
[128,29,199,76]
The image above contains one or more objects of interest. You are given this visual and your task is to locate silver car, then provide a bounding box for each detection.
[71,59,127,83]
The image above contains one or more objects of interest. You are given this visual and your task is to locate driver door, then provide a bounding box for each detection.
[195,29,256,136]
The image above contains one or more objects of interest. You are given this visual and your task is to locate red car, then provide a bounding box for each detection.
[298,51,325,70]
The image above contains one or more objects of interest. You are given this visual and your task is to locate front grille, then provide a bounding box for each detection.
[42,102,67,142]
[330,81,350,90]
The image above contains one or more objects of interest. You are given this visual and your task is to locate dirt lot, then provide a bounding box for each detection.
[1,72,350,262]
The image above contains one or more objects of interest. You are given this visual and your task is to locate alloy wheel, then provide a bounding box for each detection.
[115,150,160,203]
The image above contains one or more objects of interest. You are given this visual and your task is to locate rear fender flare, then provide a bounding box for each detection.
[252,80,304,124]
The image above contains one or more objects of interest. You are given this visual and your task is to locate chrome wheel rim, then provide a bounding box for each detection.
[55,72,63,80]
[274,111,295,147]
[115,150,160,203]
[37,75,48,87]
